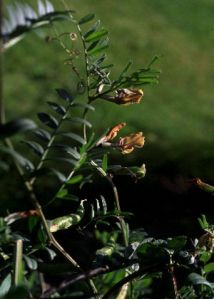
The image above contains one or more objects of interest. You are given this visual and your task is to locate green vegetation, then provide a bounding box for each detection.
[1,1,214,298]
[5,0,214,178]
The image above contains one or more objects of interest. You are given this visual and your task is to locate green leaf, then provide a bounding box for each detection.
[71,102,95,111]
[23,255,38,270]
[4,285,29,299]
[67,116,92,128]
[0,160,9,171]
[78,13,95,25]
[88,43,108,56]
[204,262,214,274]
[137,243,168,265]
[56,188,68,199]
[85,29,108,43]
[200,251,212,264]
[22,141,44,157]
[49,168,67,182]
[102,154,108,172]
[45,247,57,261]
[37,112,58,129]
[83,20,101,39]
[0,273,12,298]
[14,240,24,286]
[46,157,77,166]
[28,216,39,234]
[0,146,34,172]
[56,88,73,102]
[28,167,66,182]
[47,101,66,116]
[61,132,86,145]
[50,144,80,159]
[0,118,36,138]
[198,214,209,230]
[66,175,83,185]
[187,273,213,289]
[117,61,132,82]
[50,200,86,232]
[34,128,51,142]
[167,236,187,251]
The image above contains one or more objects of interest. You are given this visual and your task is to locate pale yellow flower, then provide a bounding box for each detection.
[102,88,144,105]
[118,132,145,154]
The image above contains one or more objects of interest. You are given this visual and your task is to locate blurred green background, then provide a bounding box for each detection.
[4,0,214,180]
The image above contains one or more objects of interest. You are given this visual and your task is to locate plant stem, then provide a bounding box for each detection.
[90,160,128,247]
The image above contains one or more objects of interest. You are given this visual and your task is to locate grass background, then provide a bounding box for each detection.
[4,0,214,181]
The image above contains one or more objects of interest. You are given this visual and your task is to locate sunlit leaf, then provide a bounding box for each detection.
[50,200,86,232]
[85,29,108,43]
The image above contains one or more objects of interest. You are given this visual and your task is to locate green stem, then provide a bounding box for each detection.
[90,160,128,247]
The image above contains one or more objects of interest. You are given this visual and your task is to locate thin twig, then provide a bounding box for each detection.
[90,160,128,247]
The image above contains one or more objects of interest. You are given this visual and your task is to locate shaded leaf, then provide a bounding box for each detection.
[47,157,77,166]
[22,141,44,156]
[187,273,213,289]
[71,102,95,111]
[61,132,86,145]
[23,255,38,270]
[0,273,12,298]
[50,144,80,159]
[34,128,51,142]
[67,116,92,128]
[0,160,9,171]
[47,101,66,116]
[167,235,187,251]
[78,13,95,25]
[0,118,36,138]
[37,112,58,129]
[0,146,34,172]
[45,247,57,261]
[55,88,73,102]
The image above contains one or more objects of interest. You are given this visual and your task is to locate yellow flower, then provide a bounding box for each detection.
[102,88,144,105]
[118,132,145,154]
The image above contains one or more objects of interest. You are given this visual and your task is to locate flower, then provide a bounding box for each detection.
[96,122,126,146]
[118,132,145,154]
[101,88,144,105]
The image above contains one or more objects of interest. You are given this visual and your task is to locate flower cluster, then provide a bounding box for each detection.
[97,123,145,155]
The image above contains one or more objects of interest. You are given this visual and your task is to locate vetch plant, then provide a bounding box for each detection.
[0,1,213,298]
